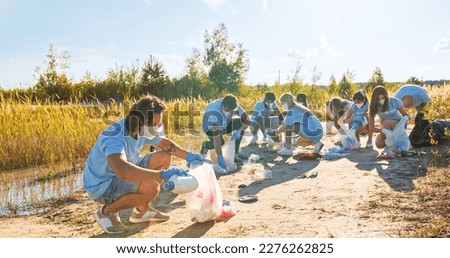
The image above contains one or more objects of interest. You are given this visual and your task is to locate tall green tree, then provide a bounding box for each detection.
[338,69,358,100]
[34,44,73,102]
[103,63,139,101]
[139,55,171,97]
[366,67,385,90]
[327,75,338,95]
[203,23,249,93]
[287,62,303,94]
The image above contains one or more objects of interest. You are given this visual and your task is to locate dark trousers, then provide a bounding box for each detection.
[201,117,244,154]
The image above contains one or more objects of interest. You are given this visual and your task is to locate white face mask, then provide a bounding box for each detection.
[355,103,364,109]
[223,110,230,117]
[299,102,304,106]
[282,103,289,111]
[142,124,163,138]
[378,99,385,105]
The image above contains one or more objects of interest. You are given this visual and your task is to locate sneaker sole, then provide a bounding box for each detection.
[94,213,126,235]
[129,217,170,223]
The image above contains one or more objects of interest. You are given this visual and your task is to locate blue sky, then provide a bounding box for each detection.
[1,0,449,89]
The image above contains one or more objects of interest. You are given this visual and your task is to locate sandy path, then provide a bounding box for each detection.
[0,133,429,238]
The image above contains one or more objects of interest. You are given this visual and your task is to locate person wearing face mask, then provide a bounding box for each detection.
[343,89,372,148]
[394,84,430,113]
[274,93,324,156]
[83,95,208,234]
[201,94,252,171]
[369,85,409,158]
[326,97,352,136]
[248,92,284,144]
[296,93,308,108]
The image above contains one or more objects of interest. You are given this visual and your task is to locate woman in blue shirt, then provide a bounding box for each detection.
[343,89,372,148]
[274,93,324,156]
[369,85,409,152]
[326,97,352,135]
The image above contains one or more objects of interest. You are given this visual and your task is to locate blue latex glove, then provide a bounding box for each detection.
[350,121,359,130]
[353,115,364,123]
[230,130,241,141]
[217,155,227,170]
[186,152,212,164]
[161,167,188,180]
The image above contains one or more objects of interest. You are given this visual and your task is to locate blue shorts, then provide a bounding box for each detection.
[94,153,152,205]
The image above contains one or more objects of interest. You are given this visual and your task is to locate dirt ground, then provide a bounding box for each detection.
[1,128,441,238]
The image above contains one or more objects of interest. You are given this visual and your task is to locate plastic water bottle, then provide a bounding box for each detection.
[162,174,199,194]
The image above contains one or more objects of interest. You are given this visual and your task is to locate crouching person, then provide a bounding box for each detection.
[83,95,207,234]
[200,94,252,171]
[275,93,324,156]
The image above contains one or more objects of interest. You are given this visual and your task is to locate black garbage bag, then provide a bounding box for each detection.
[430,119,450,144]
[409,113,432,147]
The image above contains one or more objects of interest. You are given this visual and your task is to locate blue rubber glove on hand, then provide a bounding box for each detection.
[350,121,359,130]
[161,167,188,180]
[230,130,241,141]
[186,152,212,164]
[353,115,364,123]
[217,155,227,170]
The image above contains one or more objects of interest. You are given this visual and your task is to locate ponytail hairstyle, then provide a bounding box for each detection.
[353,89,368,104]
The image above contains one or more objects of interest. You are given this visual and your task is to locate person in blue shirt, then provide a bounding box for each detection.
[343,89,372,148]
[296,93,308,108]
[249,92,284,144]
[200,94,252,171]
[83,95,207,234]
[326,97,352,135]
[274,93,324,156]
[369,85,409,154]
[394,84,430,113]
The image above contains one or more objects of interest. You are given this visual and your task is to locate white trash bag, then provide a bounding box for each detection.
[383,116,410,154]
[186,161,223,222]
[342,128,360,150]
[210,140,237,173]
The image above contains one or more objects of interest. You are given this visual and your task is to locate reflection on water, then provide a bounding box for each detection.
[0,168,83,216]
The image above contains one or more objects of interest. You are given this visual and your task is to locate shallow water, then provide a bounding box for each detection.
[0,167,83,216]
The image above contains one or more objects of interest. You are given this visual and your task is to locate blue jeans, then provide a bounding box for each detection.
[94,153,152,204]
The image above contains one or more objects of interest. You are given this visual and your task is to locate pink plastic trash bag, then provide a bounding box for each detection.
[186,161,223,222]
[217,199,239,220]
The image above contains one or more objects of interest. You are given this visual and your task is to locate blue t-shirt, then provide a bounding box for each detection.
[350,101,369,117]
[202,98,245,133]
[394,84,430,107]
[284,105,323,142]
[251,100,280,120]
[82,118,162,199]
[329,98,352,118]
[376,97,403,121]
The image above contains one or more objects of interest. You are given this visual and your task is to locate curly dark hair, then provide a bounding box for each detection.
[125,95,166,133]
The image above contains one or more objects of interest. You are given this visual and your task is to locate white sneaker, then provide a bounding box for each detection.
[277,147,293,156]
[94,206,127,234]
[313,141,324,154]
[250,136,258,144]
[129,207,170,223]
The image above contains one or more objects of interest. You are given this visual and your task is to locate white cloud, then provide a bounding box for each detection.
[286,48,317,60]
[262,0,269,12]
[203,0,226,12]
[319,35,343,57]
[434,37,450,52]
